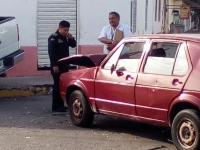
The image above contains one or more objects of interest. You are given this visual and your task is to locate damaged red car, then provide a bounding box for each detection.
[58,34,200,150]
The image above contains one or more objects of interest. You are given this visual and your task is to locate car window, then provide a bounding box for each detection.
[144,42,180,75]
[115,42,145,73]
[104,44,124,70]
[173,44,189,76]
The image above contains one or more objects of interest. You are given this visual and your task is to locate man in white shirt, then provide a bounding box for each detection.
[98,12,132,54]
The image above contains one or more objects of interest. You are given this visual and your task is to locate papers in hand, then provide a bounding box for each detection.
[113,28,124,42]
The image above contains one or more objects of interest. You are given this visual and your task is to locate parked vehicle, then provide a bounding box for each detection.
[0,17,24,76]
[58,34,200,150]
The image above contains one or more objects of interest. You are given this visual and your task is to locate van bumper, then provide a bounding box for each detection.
[0,49,24,75]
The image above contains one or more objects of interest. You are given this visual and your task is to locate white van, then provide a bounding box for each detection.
[0,17,24,76]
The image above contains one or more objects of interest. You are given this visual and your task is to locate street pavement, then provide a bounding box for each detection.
[0,95,176,150]
[185,29,200,33]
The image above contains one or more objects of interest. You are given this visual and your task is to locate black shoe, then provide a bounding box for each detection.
[52,107,67,112]
[64,106,68,109]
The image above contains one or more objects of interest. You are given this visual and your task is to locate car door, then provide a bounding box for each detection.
[135,40,191,124]
[94,39,149,118]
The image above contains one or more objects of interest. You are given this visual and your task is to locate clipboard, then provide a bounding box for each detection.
[113,28,124,42]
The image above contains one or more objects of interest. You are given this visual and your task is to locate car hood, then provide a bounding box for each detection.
[58,53,107,67]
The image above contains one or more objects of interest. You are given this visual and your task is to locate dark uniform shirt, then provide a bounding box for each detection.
[48,30,77,67]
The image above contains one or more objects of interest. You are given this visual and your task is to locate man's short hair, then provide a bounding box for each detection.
[59,20,70,28]
[109,12,120,19]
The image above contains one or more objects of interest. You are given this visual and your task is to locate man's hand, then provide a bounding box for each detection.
[53,66,59,73]
[66,33,73,39]
[106,40,118,51]
[107,44,114,51]
[107,45,112,51]
[112,40,118,45]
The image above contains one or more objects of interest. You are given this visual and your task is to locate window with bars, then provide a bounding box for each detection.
[145,0,148,31]
[131,0,137,33]
[158,0,161,22]
[155,0,157,21]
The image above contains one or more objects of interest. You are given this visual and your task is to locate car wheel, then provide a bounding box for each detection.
[172,109,200,150]
[69,90,94,127]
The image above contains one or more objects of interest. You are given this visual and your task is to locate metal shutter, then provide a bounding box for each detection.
[37,0,77,68]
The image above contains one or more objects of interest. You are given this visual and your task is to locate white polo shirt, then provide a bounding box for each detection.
[98,24,132,54]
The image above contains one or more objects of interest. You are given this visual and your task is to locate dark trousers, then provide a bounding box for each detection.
[51,72,63,110]
[50,66,69,111]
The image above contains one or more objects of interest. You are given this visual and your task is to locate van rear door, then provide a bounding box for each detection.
[0,17,19,59]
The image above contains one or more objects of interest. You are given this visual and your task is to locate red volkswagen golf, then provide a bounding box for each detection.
[58,34,200,150]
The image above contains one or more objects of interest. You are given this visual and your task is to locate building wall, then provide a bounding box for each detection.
[78,0,131,45]
[153,0,164,34]
[2,0,165,77]
[167,0,191,32]
[78,0,163,54]
[0,0,50,76]
[77,0,132,54]
[135,0,146,34]
[0,0,37,46]
[134,0,163,35]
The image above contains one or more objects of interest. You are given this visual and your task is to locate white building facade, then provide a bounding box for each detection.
[1,0,164,76]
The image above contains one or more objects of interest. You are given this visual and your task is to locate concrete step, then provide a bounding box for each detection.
[0,76,53,98]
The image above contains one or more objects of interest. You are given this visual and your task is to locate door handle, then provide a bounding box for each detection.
[0,41,1,44]
[126,75,134,81]
[172,79,183,86]
[116,70,124,76]
[116,67,126,76]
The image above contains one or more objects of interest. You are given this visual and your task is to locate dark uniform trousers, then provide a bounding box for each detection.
[51,66,68,111]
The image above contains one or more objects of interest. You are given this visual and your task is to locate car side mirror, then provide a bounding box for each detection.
[111,64,115,74]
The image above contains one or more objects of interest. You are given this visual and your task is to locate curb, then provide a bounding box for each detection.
[0,85,53,98]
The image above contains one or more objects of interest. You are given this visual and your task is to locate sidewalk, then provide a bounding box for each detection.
[0,76,53,98]
[185,29,200,34]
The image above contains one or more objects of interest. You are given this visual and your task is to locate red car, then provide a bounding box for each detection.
[58,34,200,150]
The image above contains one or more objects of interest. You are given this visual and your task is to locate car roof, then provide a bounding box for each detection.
[126,34,200,43]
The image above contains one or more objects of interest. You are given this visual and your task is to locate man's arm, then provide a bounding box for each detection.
[48,36,58,67]
[67,33,77,48]
[68,38,77,48]
[106,39,119,51]
[98,26,113,44]
[99,37,113,44]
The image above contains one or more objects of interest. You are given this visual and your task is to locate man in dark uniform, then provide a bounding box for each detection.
[48,20,76,112]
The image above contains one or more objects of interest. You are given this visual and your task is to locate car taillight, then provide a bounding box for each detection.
[16,24,19,41]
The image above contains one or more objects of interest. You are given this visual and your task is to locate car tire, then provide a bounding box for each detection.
[171,109,200,150]
[69,90,94,127]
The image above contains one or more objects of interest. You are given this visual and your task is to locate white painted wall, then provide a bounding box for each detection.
[147,0,154,34]
[153,0,164,34]
[0,0,37,46]
[134,0,163,35]
[135,0,146,35]
[0,0,165,47]
[78,0,131,45]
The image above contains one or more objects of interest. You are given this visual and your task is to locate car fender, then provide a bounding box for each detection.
[67,79,98,113]
[168,93,200,124]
